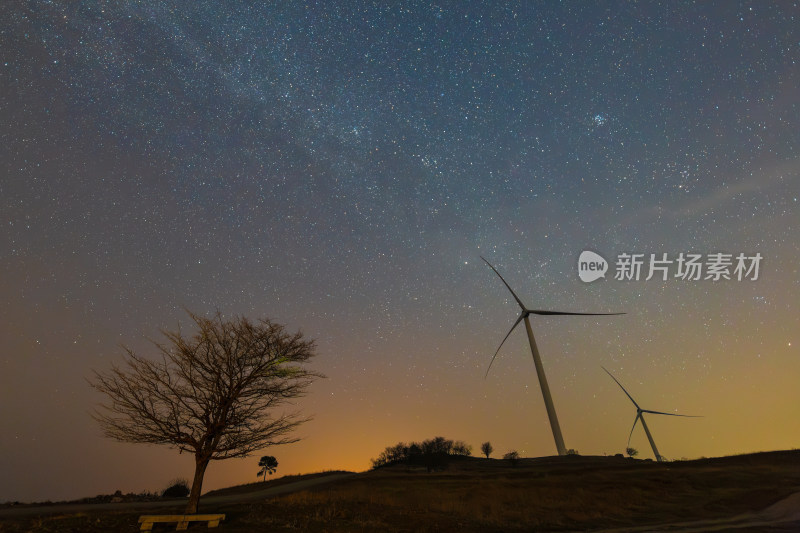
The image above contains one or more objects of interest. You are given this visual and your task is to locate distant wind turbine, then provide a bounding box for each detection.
[482,257,624,456]
[602,366,701,462]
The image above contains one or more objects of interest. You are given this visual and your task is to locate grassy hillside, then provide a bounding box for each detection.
[232,451,800,531]
[1,451,799,532]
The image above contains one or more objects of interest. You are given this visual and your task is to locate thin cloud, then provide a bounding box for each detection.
[618,157,799,227]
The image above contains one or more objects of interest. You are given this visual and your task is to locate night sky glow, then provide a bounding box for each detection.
[1,2,799,503]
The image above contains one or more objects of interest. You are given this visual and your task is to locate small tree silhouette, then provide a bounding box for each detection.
[481,441,493,459]
[626,447,638,458]
[257,456,278,481]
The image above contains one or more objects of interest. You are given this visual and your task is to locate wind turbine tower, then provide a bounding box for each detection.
[602,366,701,462]
[482,257,624,456]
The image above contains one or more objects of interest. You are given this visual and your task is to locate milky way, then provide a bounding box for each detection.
[1,2,798,502]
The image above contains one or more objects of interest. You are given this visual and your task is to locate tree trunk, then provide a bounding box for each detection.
[185,457,209,514]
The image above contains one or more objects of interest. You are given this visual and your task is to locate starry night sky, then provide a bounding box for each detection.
[1,1,799,502]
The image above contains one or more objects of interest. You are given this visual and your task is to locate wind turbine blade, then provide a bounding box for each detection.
[627,413,641,447]
[485,313,525,378]
[602,366,641,410]
[481,256,527,310]
[531,310,626,316]
[641,409,702,418]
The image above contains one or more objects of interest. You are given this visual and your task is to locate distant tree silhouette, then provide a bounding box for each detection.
[257,456,278,481]
[371,437,472,471]
[422,436,453,456]
[452,440,472,456]
[626,447,638,458]
[481,441,493,459]
[566,448,579,455]
[503,450,520,466]
[421,437,451,471]
[90,312,321,514]
[408,442,422,458]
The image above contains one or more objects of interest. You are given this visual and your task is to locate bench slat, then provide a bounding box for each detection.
[138,514,225,531]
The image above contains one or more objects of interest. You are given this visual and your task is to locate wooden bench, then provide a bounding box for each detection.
[138,514,225,531]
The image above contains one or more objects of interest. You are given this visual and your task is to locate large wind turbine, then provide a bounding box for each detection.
[482,257,624,456]
[602,366,700,462]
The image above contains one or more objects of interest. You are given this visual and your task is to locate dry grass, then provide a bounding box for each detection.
[0,511,143,533]
[261,471,650,530]
[236,452,800,531]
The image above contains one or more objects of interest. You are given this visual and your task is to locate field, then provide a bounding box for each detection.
[2,450,799,532]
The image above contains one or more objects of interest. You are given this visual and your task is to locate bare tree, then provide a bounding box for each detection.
[481,441,493,459]
[90,312,321,514]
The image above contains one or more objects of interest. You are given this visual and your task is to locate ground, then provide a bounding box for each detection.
[1,450,799,532]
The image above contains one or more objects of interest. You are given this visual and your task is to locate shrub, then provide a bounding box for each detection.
[503,450,520,466]
[162,478,190,498]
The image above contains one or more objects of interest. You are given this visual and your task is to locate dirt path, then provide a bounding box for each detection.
[0,472,356,519]
[201,472,357,504]
[591,491,800,532]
